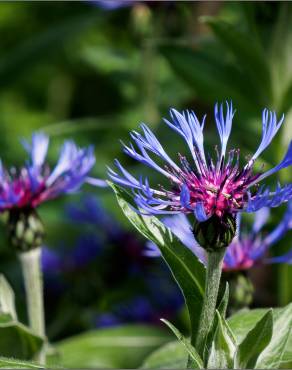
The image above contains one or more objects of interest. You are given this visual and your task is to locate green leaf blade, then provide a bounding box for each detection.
[49,325,171,369]
[256,303,292,369]
[235,309,273,369]
[207,311,237,369]
[161,319,203,369]
[0,315,43,360]
[0,357,41,369]
[141,340,187,369]
[0,275,17,320]
[109,182,206,346]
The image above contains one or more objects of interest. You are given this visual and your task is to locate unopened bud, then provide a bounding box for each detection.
[193,214,236,252]
[7,207,45,252]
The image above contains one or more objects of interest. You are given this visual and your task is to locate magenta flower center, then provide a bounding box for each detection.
[170,150,260,218]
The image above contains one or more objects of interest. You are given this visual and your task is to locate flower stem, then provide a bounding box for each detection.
[19,248,46,364]
[194,249,226,359]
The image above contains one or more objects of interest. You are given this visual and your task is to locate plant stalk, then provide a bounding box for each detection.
[194,248,226,359]
[19,247,46,364]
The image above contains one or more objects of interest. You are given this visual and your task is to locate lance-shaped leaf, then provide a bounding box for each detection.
[109,182,205,346]
[0,357,41,369]
[235,309,273,369]
[161,319,203,369]
[0,313,43,360]
[0,275,17,320]
[142,340,187,369]
[207,311,237,369]
[49,324,171,369]
[256,303,292,369]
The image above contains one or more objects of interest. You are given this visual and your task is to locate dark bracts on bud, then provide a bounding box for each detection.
[7,207,45,252]
[193,214,236,252]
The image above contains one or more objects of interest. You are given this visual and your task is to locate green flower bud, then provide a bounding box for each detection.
[222,272,254,312]
[193,214,236,252]
[7,207,45,252]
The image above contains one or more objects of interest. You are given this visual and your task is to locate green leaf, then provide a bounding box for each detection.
[109,182,205,346]
[207,311,237,369]
[0,313,43,360]
[49,325,171,369]
[256,303,292,369]
[142,340,187,369]
[0,357,41,369]
[218,282,229,319]
[228,308,268,343]
[0,275,17,320]
[161,319,203,369]
[235,309,273,369]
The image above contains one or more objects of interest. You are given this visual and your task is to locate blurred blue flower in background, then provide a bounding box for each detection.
[146,203,292,271]
[0,132,100,211]
[42,195,183,335]
[93,0,135,10]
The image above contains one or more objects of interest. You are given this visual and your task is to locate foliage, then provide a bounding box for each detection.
[111,181,292,368]
[0,2,291,368]
[48,324,171,369]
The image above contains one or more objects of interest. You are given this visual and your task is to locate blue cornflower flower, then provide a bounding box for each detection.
[109,102,292,222]
[0,132,105,210]
[145,203,292,271]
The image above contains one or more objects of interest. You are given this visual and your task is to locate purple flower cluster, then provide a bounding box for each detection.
[145,203,292,271]
[0,133,103,211]
[109,102,292,222]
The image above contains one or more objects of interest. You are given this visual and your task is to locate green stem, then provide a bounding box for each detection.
[195,249,226,359]
[19,247,46,364]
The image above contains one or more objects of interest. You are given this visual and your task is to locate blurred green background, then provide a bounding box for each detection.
[0,1,291,364]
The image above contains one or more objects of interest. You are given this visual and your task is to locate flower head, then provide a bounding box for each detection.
[0,132,98,211]
[109,102,292,224]
[145,203,292,271]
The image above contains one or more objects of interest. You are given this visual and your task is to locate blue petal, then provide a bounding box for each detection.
[251,140,292,185]
[252,207,270,234]
[31,133,49,168]
[162,214,206,263]
[143,241,161,257]
[180,184,191,209]
[214,101,235,159]
[250,109,284,163]
[164,108,206,171]
[47,140,78,186]
[246,183,292,213]
[265,248,292,264]
[263,201,292,247]
[86,177,108,187]
[194,202,210,222]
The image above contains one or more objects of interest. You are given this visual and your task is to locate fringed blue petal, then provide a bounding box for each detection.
[250,141,292,186]
[250,109,284,163]
[265,248,292,264]
[263,201,292,247]
[164,108,206,172]
[214,101,235,159]
[246,183,292,213]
